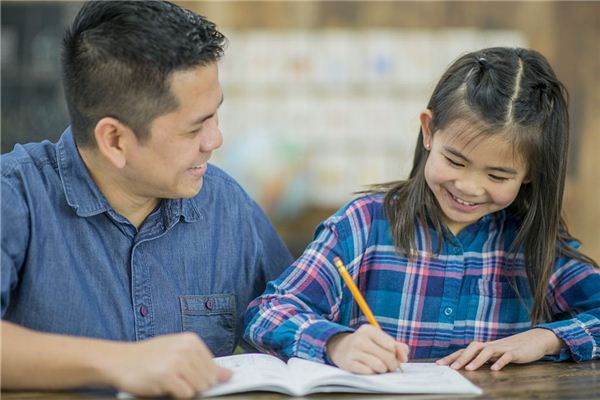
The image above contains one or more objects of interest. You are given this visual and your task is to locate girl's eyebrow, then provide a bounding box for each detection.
[443,146,518,175]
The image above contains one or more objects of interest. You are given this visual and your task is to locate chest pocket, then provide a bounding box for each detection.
[468,278,531,337]
[179,294,236,356]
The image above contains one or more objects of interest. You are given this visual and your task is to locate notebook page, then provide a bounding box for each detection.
[287,359,482,395]
[202,353,293,397]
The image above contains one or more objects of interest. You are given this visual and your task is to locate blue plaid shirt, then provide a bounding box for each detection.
[245,194,600,363]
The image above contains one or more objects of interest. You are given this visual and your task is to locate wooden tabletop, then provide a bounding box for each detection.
[3,360,599,399]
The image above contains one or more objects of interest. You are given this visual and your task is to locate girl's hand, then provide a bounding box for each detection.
[326,324,410,374]
[436,328,565,371]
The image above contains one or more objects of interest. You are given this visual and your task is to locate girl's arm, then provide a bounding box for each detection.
[244,215,355,363]
[438,246,600,370]
[535,249,600,362]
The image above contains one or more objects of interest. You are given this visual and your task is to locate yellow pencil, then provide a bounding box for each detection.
[333,257,404,372]
[333,257,380,328]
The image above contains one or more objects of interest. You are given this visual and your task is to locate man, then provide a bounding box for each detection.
[1,1,293,397]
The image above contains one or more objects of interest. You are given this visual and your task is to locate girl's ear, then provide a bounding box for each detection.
[93,117,136,169]
[419,109,434,150]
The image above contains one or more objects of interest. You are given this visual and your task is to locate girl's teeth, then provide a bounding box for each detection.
[452,193,476,206]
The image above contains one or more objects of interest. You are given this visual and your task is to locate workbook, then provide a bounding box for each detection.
[201,353,482,397]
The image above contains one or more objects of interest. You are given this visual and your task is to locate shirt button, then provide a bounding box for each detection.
[139,305,149,317]
[444,307,453,316]
[205,298,214,310]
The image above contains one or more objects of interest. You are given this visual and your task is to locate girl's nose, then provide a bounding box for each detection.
[454,177,485,198]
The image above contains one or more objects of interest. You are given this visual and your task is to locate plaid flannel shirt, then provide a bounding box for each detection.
[245,194,600,363]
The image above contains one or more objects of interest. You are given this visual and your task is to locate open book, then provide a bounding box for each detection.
[202,353,482,397]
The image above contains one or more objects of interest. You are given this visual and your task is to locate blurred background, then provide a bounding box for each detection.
[2,1,599,260]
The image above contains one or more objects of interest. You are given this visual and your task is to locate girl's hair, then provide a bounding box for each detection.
[369,47,598,324]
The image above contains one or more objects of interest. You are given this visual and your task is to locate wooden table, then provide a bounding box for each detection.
[2,360,599,399]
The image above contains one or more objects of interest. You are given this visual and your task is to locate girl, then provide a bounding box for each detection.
[244,47,600,373]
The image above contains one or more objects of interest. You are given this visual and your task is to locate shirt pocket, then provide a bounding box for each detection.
[179,294,236,356]
[468,278,531,333]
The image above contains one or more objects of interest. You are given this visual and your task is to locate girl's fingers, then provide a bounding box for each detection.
[464,347,496,371]
[395,342,410,363]
[358,328,400,372]
[450,342,485,369]
[366,326,397,352]
[364,343,399,372]
[490,352,513,371]
[358,350,394,374]
[436,349,463,365]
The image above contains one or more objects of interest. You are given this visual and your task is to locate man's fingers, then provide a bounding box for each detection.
[163,375,197,399]
[217,366,233,382]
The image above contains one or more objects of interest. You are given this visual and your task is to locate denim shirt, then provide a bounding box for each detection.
[1,128,293,356]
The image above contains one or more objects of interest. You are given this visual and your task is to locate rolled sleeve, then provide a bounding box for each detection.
[539,248,600,362]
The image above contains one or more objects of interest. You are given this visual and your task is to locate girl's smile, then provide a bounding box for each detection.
[445,187,483,212]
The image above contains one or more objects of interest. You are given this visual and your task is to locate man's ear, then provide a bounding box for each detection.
[419,109,434,150]
[93,117,135,169]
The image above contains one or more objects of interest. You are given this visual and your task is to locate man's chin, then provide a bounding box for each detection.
[186,179,204,198]
[167,179,204,199]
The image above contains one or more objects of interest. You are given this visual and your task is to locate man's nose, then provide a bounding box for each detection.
[200,123,223,153]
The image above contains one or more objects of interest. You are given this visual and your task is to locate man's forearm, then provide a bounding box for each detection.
[1,320,119,390]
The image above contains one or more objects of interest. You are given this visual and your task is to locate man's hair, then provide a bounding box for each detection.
[61,0,226,147]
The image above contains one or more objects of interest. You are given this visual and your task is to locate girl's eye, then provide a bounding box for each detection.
[444,156,464,167]
[489,175,509,182]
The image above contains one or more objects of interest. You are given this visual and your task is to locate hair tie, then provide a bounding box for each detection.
[477,57,489,71]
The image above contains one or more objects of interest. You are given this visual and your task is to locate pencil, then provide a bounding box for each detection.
[333,257,403,372]
[333,257,380,328]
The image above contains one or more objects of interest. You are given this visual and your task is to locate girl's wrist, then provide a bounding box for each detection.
[534,328,565,355]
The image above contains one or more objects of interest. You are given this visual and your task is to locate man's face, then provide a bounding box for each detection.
[124,63,223,200]
[424,126,529,235]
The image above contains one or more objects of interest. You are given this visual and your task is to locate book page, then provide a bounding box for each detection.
[201,353,294,397]
[287,358,482,395]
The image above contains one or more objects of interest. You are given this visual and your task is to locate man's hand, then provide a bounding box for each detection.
[1,322,231,399]
[106,333,232,398]
[326,325,409,374]
[436,328,565,371]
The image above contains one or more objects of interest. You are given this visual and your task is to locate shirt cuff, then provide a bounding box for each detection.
[295,319,354,364]
[536,317,597,362]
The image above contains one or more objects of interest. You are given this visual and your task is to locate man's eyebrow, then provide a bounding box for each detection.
[190,94,224,126]
[443,146,517,174]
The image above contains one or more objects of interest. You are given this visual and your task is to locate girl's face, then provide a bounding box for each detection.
[421,112,529,235]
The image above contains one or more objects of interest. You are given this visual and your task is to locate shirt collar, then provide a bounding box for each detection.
[57,127,112,217]
[57,127,202,223]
